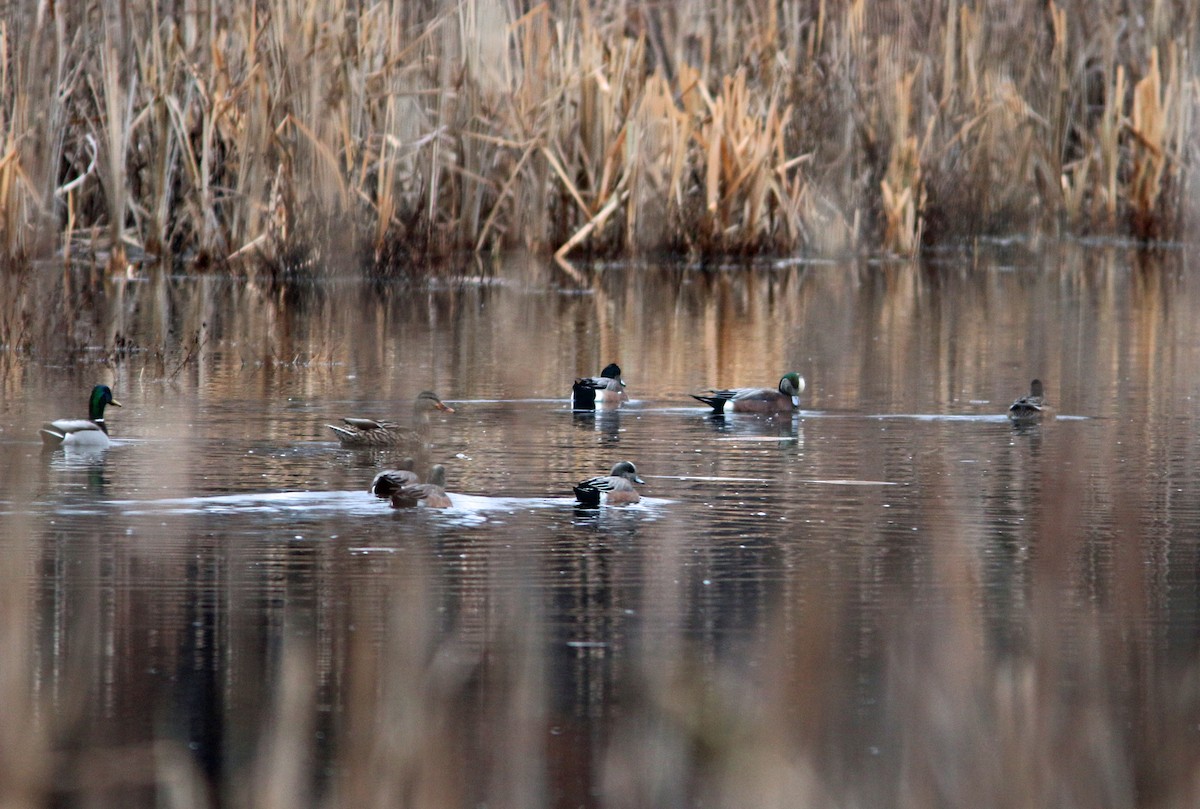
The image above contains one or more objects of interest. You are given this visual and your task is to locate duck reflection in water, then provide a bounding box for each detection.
[573,408,622,445]
[43,442,114,494]
[699,411,802,445]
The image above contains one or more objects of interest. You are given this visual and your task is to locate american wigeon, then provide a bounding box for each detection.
[390,464,452,509]
[369,458,419,497]
[1008,379,1052,423]
[328,391,454,448]
[40,385,123,448]
[573,460,645,507]
[692,373,805,414]
[572,363,628,410]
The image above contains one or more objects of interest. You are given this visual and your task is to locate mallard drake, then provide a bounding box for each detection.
[573,460,645,507]
[369,458,419,497]
[40,385,123,448]
[1008,379,1052,423]
[572,363,628,409]
[692,373,805,414]
[390,464,452,509]
[328,391,454,448]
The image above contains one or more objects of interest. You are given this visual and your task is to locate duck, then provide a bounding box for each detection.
[328,391,454,448]
[369,458,419,497]
[390,464,452,509]
[692,372,805,414]
[40,385,123,448]
[573,460,645,507]
[1008,379,1052,423]
[572,363,628,410]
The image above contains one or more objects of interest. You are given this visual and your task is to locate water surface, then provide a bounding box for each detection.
[2,247,1198,806]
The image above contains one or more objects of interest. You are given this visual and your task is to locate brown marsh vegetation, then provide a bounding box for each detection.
[0,0,1197,271]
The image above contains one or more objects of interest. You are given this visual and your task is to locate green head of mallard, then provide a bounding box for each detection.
[89,385,122,424]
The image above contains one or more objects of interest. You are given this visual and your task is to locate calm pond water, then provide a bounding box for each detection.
[1,246,1199,807]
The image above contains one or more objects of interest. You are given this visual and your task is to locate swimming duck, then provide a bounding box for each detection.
[390,464,452,509]
[573,460,645,507]
[572,363,628,410]
[1008,379,1051,423]
[692,373,805,414]
[328,391,454,448]
[40,385,123,448]
[369,458,419,497]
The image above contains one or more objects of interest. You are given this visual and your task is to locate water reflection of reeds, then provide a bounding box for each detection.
[2,248,1199,806]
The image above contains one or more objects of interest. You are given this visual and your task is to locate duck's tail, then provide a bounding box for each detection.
[1007,402,1043,422]
[326,424,359,444]
[691,393,729,413]
[572,379,603,410]
[573,484,602,507]
[39,426,65,446]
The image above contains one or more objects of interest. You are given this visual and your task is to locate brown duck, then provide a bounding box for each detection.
[328,391,454,449]
[390,464,452,509]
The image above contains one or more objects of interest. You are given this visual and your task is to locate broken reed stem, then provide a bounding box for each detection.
[0,0,1194,267]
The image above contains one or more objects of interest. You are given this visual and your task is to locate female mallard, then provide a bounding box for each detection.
[40,385,123,448]
[692,373,805,414]
[390,464,452,509]
[1008,379,1052,423]
[573,460,645,507]
[572,363,628,410]
[328,391,454,449]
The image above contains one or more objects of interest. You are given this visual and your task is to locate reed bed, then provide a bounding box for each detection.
[0,0,1197,269]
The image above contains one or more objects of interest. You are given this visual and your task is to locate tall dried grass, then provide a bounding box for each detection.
[0,0,1196,268]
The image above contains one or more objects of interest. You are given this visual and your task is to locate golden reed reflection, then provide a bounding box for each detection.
[1,244,1198,806]
[3,245,1192,417]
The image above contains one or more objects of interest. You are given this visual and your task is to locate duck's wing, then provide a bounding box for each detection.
[328,418,417,446]
[577,474,624,492]
[370,469,420,497]
[573,474,637,505]
[391,483,450,508]
[728,386,782,404]
[692,390,737,412]
[572,483,602,507]
[340,417,399,431]
[40,419,105,444]
[1008,399,1044,419]
[573,473,619,506]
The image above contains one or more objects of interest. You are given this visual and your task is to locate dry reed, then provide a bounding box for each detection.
[0,0,1196,269]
